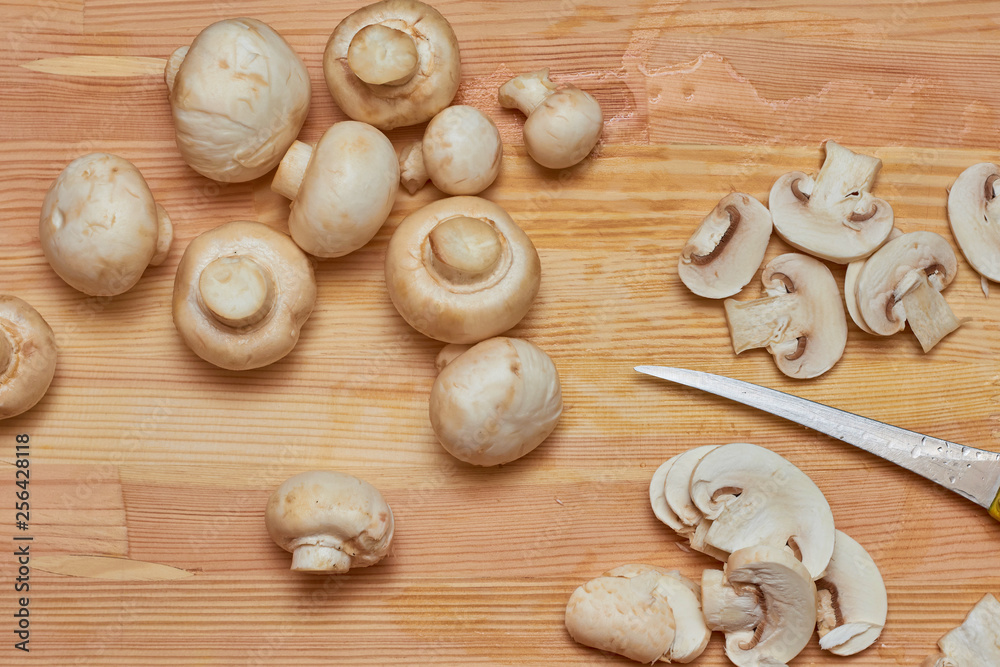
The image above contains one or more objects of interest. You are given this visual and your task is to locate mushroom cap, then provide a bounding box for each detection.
[421,105,503,195]
[816,530,888,656]
[287,121,400,258]
[167,18,310,183]
[935,594,1000,664]
[522,86,603,169]
[0,296,57,421]
[769,141,894,263]
[855,230,958,336]
[172,221,316,371]
[688,442,836,579]
[429,337,561,466]
[384,196,541,343]
[947,163,1000,282]
[323,0,461,130]
[40,153,170,296]
[678,193,773,299]
[724,253,847,379]
[265,470,394,572]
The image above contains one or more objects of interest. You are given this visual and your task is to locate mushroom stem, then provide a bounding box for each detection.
[898,272,962,352]
[0,330,12,375]
[724,294,804,354]
[198,255,277,329]
[498,68,557,116]
[347,24,419,86]
[150,204,173,267]
[812,140,882,217]
[290,544,352,573]
[272,141,314,201]
[427,216,503,284]
[399,141,428,195]
[164,46,188,93]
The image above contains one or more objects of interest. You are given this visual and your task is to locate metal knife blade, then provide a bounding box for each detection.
[635,365,1000,520]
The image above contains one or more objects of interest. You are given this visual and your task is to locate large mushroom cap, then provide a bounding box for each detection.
[0,296,57,421]
[172,221,316,371]
[678,193,773,299]
[271,121,399,258]
[265,470,394,573]
[40,153,172,297]
[323,0,461,130]
[816,530,888,656]
[769,141,893,263]
[384,196,541,343]
[166,18,311,183]
[947,162,1000,282]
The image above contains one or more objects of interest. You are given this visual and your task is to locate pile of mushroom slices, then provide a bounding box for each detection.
[679,140,965,379]
[565,443,888,665]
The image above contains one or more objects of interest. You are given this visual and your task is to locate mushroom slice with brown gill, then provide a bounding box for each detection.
[703,545,818,667]
[385,196,541,343]
[769,141,893,263]
[265,470,394,573]
[323,0,461,130]
[165,18,310,183]
[0,296,57,421]
[40,153,173,297]
[688,442,836,579]
[855,230,961,353]
[430,337,561,466]
[649,444,719,537]
[271,121,399,258]
[565,565,711,664]
[724,253,848,379]
[844,227,903,334]
[679,193,773,299]
[172,221,317,371]
[399,105,503,195]
[816,530,887,656]
[948,162,1000,282]
[921,594,1000,667]
[499,68,603,170]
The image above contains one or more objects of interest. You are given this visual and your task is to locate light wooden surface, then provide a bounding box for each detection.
[3,0,1000,664]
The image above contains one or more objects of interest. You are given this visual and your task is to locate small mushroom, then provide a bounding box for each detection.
[769,141,894,263]
[854,230,961,352]
[265,470,394,573]
[0,296,57,421]
[40,153,173,296]
[384,196,541,343]
[165,18,311,183]
[816,530,888,656]
[678,193,773,299]
[398,105,502,195]
[922,594,1000,666]
[565,565,711,663]
[702,545,818,667]
[172,221,316,371]
[271,121,399,258]
[499,68,603,169]
[724,253,848,379]
[688,442,836,579]
[947,163,1000,282]
[323,0,461,130]
[430,337,561,466]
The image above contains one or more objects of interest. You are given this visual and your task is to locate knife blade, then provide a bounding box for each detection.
[635,365,1000,521]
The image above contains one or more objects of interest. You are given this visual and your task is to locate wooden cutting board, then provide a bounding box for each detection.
[3,1,1000,664]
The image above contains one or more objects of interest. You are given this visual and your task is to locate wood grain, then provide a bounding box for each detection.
[3,0,1000,664]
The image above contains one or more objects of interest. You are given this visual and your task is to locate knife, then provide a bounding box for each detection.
[635,365,1000,521]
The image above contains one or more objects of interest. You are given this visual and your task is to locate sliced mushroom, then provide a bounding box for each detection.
[166,18,310,183]
[704,545,819,667]
[40,153,173,296]
[271,121,399,258]
[724,253,847,379]
[399,105,503,195]
[947,163,1000,282]
[565,564,711,664]
[701,568,763,633]
[922,594,1000,666]
[769,141,893,263]
[0,296,57,421]
[844,227,903,334]
[678,193,773,299]
[855,230,961,352]
[816,530,887,656]
[323,0,461,130]
[384,196,541,343]
[649,444,719,537]
[688,442,836,579]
